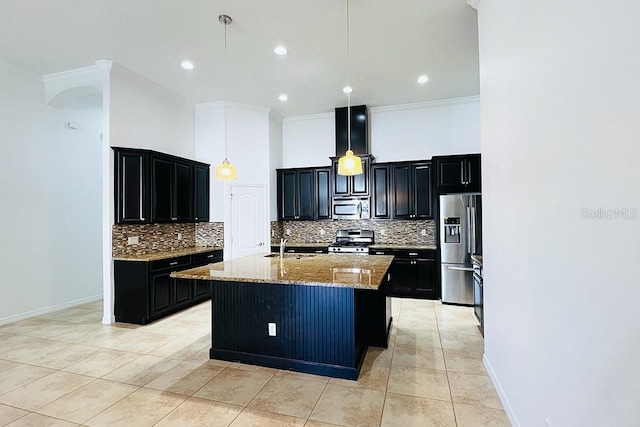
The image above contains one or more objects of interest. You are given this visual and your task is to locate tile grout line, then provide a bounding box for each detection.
[435,302,460,427]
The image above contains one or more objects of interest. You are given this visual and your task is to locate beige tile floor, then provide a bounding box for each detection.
[0,298,510,427]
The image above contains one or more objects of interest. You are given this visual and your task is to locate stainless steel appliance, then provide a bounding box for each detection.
[472,257,483,334]
[332,197,370,220]
[440,194,482,305]
[328,229,374,254]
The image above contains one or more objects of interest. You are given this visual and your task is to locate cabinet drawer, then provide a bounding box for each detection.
[393,250,435,260]
[192,250,223,265]
[150,255,191,272]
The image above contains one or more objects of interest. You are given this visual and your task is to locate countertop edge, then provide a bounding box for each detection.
[113,246,224,262]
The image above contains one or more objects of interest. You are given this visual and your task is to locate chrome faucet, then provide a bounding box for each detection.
[279,238,288,258]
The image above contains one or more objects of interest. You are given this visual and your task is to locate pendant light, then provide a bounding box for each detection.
[337,0,363,176]
[214,14,237,181]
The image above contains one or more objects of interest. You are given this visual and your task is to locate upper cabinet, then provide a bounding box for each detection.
[371,164,391,219]
[277,167,331,221]
[392,162,433,219]
[434,154,481,194]
[335,105,369,156]
[114,148,150,224]
[331,155,372,198]
[113,148,210,225]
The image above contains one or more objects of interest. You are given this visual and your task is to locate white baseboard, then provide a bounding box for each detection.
[483,353,520,427]
[0,294,103,325]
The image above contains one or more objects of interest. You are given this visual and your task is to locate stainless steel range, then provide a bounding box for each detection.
[328,229,374,254]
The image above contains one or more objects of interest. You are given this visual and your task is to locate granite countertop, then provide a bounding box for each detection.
[171,252,394,290]
[370,244,437,251]
[113,246,224,262]
[471,254,483,266]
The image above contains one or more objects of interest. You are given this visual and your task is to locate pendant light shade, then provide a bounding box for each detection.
[337,0,363,176]
[337,150,363,176]
[214,159,237,180]
[215,14,236,181]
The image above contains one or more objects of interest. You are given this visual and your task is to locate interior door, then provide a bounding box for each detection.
[231,185,267,259]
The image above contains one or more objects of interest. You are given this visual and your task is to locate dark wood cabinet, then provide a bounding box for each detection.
[371,164,391,219]
[269,246,328,254]
[434,154,481,193]
[151,155,193,223]
[114,149,150,224]
[315,168,332,220]
[193,163,210,222]
[114,249,222,324]
[335,105,369,156]
[277,167,332,221]
[331,155,371,197]
[113,148,209,224]
[371,248,438,299]
[391,162,433,219]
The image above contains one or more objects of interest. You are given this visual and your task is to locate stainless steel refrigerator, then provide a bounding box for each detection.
[440,194,482,305]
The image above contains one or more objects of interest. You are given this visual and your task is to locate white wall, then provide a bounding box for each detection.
[478,1,640,426]
[269,112,283,220]
[0,61,102,323]
[281,97,480,167]
[109,65,194,158]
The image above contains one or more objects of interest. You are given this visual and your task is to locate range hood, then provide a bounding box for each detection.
[335,105,370,156]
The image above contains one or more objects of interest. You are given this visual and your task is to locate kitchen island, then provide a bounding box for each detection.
[172,252,394,379]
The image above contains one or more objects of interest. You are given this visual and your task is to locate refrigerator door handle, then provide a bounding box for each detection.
[470,206,476,254]
[466,207,472,254]
[446,266,475,272]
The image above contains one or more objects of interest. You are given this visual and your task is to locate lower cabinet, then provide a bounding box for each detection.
[269,246,329,254]
[372,249,438,300]
[114,249,223,324]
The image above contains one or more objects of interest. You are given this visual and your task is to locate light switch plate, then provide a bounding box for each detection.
[177,233,182,240]
[268,323,277,336]
[127,236,139,245]
[421,229,427,236]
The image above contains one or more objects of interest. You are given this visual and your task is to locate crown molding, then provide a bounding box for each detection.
[283,111,334,123]
[467,0,480,10]
[42,61,110,105]
[269,109,284,123]
[110,63,189,104]
[196,100,272,115]
[370,96,480,114]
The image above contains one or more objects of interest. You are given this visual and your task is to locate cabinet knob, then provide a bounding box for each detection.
[195,217,198,220]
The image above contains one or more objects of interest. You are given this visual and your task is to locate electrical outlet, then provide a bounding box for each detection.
[271,229,275,238]
[320,229,325,235]
[421,229,427,236]
[285,228,291,236]
[268,323,277,336]
[127,236,139,245]
[177,233,183,240]
[380,229,386,236]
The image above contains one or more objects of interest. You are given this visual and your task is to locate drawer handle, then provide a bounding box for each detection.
[375,251,384,255]
[207,255,214,259]
[409,252,418,256]
[169,261,178,266]
[315,250,323,253]
[286,249,295,253]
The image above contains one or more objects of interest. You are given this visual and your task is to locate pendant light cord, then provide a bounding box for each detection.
[346,0,351,152]
[223,16,229,161]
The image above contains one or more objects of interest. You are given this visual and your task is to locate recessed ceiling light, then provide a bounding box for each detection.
[278,94,288,101]
[273,46,288,56]
[417,74,429,84]
[181,60,194,70]
[342,86,353,94]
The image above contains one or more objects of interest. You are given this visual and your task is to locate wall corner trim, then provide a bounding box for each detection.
[467,0,480,10]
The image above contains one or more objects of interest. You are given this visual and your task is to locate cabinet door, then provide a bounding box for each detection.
[115,150,149,224]
[371,165,391,219]
[413,163,432,218]
[390,259,414,293]
[151,156,173,222]
[315,168,331,220]
[194,281,210,300]
[413,260,437,298]
[335,105,368,156]
[150,272,173,315]
[465,155,482,192]
[351,157,370,195]
[392,164,412,219]
[436,158,465,191]
[297,170,315,220]
[174,161,193,222]
[193,164,210,222]
[279,170,298,220]
[332,159,350,196]
[174,278,193,307]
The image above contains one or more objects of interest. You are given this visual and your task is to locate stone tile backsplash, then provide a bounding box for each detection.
[112,222,224,256]
[270,219,435,246]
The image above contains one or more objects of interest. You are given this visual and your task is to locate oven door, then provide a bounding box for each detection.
[332,197,370,219]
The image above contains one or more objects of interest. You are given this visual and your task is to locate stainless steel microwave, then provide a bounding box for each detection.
[332,197,370,220]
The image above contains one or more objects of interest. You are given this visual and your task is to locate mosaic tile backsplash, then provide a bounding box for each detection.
[270,219,436,246]
[113,222,223,256]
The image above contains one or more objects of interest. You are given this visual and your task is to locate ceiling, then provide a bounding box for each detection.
[0,0,479,117]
